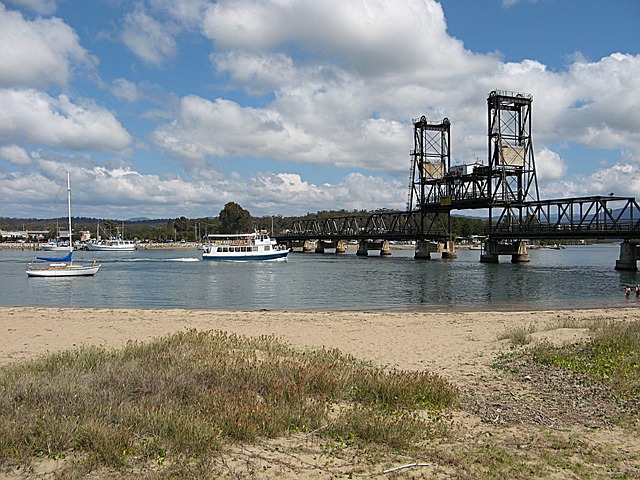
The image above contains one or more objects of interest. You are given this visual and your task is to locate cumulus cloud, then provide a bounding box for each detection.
[0,144,32,165]
[153,96,337,166]
[203,0,487,81]
[535,147,568,181]
[145,0,640,185]
[0,161,405,218]
[122,5,178,66]
[540,163,640,200]
[0,4,94,88]
[0,89,132,151]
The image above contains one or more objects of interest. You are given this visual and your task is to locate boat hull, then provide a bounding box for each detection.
[41,245,72,251]
[202,250,290,261]
[86,243,136,251]
[26,264,101,277]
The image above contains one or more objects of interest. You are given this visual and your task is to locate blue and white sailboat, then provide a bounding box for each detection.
[26,173,101,277]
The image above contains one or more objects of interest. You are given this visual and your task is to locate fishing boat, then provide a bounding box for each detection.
[201,231,290,261]
[86,223,136,251]
[86,235,136,251]
[26,173,101,277]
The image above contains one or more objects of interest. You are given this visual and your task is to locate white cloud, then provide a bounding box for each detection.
[153,95,333,166]
[535,147,567,181]
[148,0,210,28]
[0,144,32,165]
[0,89,132,151]
[203,0,488,82]
[110,78,140,102]
[501,0,539,6]
[122,6,178,66]
[0,4,94,88]
[541,163,640,200]
[0,161,405,218]
[4,0,56,15]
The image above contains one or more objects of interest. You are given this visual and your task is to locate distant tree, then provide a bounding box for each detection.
[219,202,252,233]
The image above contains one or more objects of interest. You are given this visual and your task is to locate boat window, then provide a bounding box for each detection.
[252,247,258,251]
[264,245,271,251]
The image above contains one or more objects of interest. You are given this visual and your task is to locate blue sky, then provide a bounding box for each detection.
[0,0,638,220]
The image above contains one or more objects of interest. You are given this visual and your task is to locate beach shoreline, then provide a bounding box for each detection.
[2,306,639,478]
[1,305,637,378]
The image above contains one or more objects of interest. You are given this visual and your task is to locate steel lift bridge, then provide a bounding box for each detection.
[279,91,640,269]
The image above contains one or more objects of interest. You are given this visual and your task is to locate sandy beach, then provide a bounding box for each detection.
[1,306,639,478]
[1,306,635,377]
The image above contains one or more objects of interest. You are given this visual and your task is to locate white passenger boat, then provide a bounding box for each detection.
[201,231,290,261]
[26,173,101,277]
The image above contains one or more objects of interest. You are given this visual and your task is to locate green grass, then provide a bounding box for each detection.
[0,330,457,476]
[531,320,640,401]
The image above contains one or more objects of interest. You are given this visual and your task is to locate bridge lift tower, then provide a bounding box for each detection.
[407,90,540,260]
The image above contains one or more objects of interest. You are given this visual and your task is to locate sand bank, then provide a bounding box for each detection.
[1,306,637,383]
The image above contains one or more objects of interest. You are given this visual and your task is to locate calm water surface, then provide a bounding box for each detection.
[0,244,638,311]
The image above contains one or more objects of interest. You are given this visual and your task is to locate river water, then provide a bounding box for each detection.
[0,244,637,312]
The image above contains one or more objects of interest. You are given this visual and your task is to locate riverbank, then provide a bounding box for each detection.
[1,306,638,478]
[0,242,199,250]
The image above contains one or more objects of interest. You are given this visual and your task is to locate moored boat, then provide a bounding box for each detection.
[86,236,136,251]
[86,222,137,251]
[41,240,73,251]
[26,173,101,277]
[202,231,290,261]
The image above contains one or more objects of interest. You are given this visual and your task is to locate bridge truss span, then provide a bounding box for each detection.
[284,210,450,242]
[490,196,640,240]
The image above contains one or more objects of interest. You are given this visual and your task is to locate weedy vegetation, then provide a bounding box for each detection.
[530,319,640,403]
[0,330,457,477]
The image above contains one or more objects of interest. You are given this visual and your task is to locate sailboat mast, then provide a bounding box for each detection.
[66,172,72,254]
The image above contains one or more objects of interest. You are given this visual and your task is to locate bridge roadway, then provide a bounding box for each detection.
[275,196,640,270]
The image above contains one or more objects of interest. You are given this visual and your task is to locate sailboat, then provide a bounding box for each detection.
[26,173,101,277]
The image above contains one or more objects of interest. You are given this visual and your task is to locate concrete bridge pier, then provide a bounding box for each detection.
[511,241,531,263]
[480,240,530,264]
[615,240,640,271]
[302,240,314,253]
[441,240,457,259]
[415,239,434,259]
[480,240,499,264]
[356,240,368,256]
[380,240,392,256]
[335,240,347,254]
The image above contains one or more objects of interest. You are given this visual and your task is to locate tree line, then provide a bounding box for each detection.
[1,202,487,242]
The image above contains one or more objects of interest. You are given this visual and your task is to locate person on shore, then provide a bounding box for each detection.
[636,284,640,298]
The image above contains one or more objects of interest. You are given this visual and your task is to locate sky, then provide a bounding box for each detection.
[0,0,638,220]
